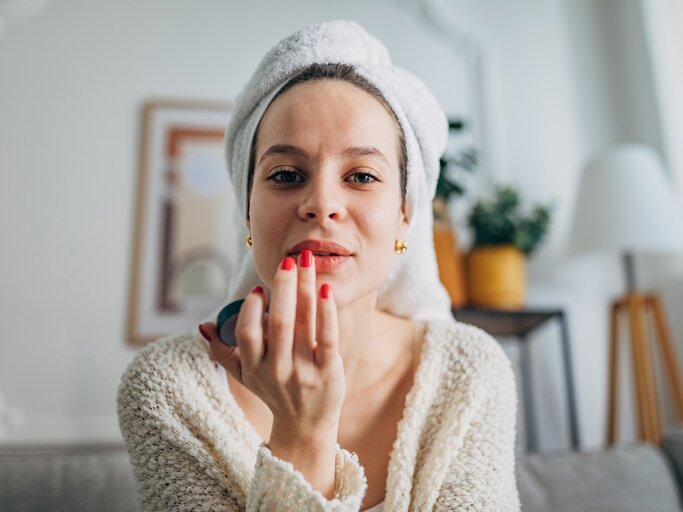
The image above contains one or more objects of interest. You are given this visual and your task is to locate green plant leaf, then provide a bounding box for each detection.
[467,185,554,256]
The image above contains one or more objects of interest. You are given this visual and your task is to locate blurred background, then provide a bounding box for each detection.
[2,0,683,508]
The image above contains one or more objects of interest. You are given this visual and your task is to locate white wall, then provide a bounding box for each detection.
[1,0,681,453]
[0,0,465,443]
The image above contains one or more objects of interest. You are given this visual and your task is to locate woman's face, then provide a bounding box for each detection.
[247,79,408,306]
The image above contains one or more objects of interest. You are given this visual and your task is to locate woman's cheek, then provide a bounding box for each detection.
[250,224,283,288]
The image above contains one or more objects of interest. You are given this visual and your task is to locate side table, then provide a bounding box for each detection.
[452,306,581,452]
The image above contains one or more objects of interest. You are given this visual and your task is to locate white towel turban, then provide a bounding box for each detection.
[200,19,452,327]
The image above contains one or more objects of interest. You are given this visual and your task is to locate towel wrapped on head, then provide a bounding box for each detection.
[200,19,452,326]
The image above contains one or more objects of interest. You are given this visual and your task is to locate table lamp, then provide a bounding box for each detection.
[566,143,683,445]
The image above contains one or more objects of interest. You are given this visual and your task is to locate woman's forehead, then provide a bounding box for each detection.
[269,79,386,113]
[256,81,399,157]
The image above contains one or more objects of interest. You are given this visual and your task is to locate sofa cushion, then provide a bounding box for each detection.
[0,443,137,512]
[516,442,683,512]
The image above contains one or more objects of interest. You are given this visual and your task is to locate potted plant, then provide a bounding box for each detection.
[433,143,477,308]
[465,185,554,309]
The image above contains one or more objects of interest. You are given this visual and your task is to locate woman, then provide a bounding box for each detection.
[117,20,520,511]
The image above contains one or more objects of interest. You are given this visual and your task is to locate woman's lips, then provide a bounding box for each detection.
[290,253,351,272]
[313,254,351,272]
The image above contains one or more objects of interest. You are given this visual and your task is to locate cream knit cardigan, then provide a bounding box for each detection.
[116,317,521,511]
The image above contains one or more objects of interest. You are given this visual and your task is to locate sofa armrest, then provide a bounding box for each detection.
[662,424,683,503]
[516,441,682,512]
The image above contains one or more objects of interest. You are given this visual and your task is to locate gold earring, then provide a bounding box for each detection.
[394,239,407,254]
[245,233,253,248]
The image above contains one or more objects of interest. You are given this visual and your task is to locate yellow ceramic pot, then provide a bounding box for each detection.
[466,244,525,309]
[432,197,467,307]
[433,222,467,308]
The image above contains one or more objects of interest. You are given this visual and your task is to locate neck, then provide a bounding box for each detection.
[335,291,403,395]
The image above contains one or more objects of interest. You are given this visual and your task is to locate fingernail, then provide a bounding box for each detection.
[198,324,211,342]
[320,283,331,299]
[300,249,313,268]
[280,256,295,271]
[252,286,264,294]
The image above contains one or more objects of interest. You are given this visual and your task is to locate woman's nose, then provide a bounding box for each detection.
[297,175,345,222]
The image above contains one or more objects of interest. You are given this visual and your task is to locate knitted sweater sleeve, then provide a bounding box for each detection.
[116,336,368,512]
[434,335,522,511]
[246,441,368,511]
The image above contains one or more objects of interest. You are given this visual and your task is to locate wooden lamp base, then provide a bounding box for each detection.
[606,291,683,445]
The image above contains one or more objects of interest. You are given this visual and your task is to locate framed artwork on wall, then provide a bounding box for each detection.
[127,99,237,346]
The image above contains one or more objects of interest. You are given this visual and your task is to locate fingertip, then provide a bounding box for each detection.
[320,283,332,300]
[299,249,313,268]
[249,286,268,308]
[198,323,211,343]
[280,256,296,271]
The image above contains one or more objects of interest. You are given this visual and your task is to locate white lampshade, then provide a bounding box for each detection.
[567,143,683,259]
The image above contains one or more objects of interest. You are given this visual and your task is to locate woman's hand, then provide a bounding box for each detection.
[199,249,345,439]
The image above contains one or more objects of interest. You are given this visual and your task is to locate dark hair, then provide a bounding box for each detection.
[246,62,408,212]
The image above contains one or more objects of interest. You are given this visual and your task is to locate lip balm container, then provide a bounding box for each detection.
[216,298,269,347]
[216,299,245,347]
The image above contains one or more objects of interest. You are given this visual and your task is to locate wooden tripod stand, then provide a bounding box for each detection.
[606,290,683,445]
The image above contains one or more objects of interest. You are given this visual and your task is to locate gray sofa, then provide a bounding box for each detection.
[516,426,683,511]
[2,426,682,511]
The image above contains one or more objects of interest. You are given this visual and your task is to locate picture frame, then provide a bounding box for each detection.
[127,99,238,346]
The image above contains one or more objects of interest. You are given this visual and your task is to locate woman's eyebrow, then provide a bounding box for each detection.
[258,144,308,165]
[257,144,389,166]
[342,146,390,165]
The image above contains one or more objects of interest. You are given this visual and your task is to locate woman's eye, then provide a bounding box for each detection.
[268,169,303,184]
[267,169,379,185]
[349,171,379,184]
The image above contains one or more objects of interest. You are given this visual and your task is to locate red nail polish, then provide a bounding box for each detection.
[280,256,295,271]
[252,286,264,294]
[320,283,331,299]
[300,250,313,268]
[198,324,211,342]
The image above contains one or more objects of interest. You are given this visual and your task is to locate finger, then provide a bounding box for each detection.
[200,321,244,385]
[315,283,339,368]
[264,256,297,373]
[294,250,316,360]
[234,287,267,371]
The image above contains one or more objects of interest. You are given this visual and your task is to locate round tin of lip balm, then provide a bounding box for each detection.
[216,299,245,347]
[216,297,270,347]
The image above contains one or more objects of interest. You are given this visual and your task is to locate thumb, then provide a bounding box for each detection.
[201,322,244,385]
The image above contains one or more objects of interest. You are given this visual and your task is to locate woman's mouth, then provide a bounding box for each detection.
[289,252,351,272]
